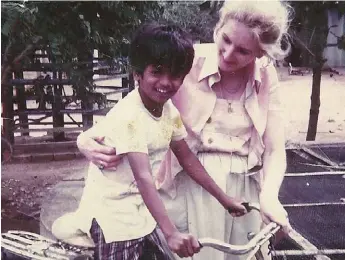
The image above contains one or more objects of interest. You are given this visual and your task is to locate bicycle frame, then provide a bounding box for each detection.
[1,230,93,260]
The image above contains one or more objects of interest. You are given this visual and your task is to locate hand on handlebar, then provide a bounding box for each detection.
[224,198,248,217]
[198,202,288,256]
[259,194,292,240]
[166,231,201,258]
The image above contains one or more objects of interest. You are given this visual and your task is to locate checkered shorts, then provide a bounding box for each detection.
[90,218,169,260]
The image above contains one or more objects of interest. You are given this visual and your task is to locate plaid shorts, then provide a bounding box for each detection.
[90,218,169,260]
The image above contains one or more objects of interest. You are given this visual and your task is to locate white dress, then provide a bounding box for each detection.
[167,95,270,260]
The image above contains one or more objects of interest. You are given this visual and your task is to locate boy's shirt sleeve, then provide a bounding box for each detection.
[80,109,115,138]
[103,113,148,155]
[170,104,188,142]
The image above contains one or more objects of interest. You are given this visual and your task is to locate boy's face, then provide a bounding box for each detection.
[136,65,185,104]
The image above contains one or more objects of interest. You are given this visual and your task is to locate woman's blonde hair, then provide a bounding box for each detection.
[214,0,292,60]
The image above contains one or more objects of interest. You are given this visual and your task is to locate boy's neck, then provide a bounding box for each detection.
[138,88,164,117]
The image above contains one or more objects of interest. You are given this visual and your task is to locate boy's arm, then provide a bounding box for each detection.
[127,152,178,238]
[170,139,245,212]
[127,152,201,257]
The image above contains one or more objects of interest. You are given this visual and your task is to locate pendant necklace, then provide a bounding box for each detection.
[219,79,244,114]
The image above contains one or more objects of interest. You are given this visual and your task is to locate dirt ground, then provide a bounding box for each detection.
[278,67,345,143]
[1,67,345,234]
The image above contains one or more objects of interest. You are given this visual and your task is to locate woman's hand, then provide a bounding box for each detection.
[166,231,201,258]
[259,193,292,237]
[77,135,123,169]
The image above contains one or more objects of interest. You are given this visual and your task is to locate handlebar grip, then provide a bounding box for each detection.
[227,202,251,214]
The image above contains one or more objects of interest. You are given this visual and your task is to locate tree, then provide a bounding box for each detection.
[1,1,162,140]
[1,1,163,84]
[158,1,221,43]
[289,1,345,141]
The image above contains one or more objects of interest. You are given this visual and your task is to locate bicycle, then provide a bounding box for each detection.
[0,203,276,260]
[2,203,345,260]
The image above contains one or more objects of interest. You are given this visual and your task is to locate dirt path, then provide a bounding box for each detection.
[1,159,88,232]
[278,67,345,143]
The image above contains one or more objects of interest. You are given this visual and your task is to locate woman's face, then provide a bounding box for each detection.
[215,19,261,72]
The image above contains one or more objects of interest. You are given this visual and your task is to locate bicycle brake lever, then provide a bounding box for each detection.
[228,202,260,214]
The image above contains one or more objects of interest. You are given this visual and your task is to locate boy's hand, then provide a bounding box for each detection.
[223,197,247,217]
[166,231,201,258]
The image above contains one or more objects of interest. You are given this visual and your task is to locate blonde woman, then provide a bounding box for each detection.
[76,1,292,259]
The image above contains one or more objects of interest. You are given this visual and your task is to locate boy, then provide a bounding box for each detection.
[54,23,246,260]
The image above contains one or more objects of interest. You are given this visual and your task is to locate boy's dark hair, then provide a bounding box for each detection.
[129,22,194,77]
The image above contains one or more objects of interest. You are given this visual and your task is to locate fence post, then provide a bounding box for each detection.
[1,74,15,144]
[79,51,94,128]
[14,71,29,136]
[122,73,134,98]
[52,69,65,141]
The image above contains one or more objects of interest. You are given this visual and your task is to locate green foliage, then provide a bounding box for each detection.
[1,1,162,102]
[158,1,221,43]
[1,1,162,63]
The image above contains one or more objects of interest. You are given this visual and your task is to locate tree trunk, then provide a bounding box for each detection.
[303,3,328,141]
[306,66,322,141]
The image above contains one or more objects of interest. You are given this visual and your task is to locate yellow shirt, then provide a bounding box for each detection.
[76,88,187,242]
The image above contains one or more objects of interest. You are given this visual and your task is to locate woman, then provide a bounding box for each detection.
[76,1,292,259]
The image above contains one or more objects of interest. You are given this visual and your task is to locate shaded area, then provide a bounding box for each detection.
[287,205,345,250]
[1,198,39,234]
[281,143,345,260]
[286,143,345,173]
[280,174,345,204]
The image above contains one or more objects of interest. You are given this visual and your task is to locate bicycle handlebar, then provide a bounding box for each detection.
[199,202,281,255]
[199,222,280,255]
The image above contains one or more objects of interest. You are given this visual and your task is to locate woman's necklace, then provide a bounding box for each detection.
[219,78,244,113]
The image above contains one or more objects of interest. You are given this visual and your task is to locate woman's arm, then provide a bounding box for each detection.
[76,118,123,168]
[260,96,290,231]
[170,139,246,216]
[127,152,200,257]
[77,132,121,168]
[261,109,286,198]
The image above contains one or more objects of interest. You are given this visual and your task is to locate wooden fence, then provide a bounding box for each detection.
[1,50,134,143]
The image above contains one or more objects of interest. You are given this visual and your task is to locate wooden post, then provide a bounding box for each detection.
[1,73,15,144]
[122,73,134,98]
[14,71,29,136]
[52,69,65,141]
[79,51,94,128]
[306,65,322,141]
